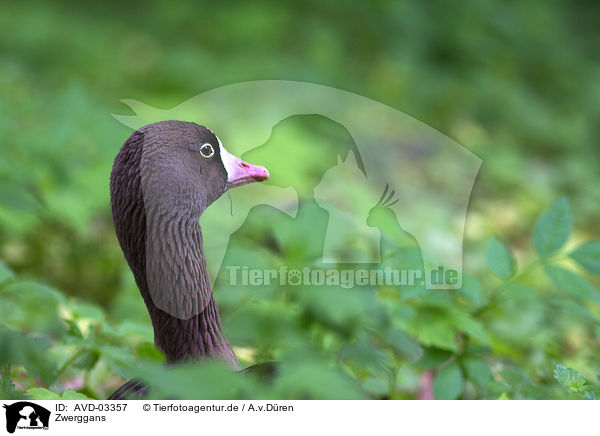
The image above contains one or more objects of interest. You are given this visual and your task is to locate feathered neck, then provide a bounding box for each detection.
[109,129,239,368]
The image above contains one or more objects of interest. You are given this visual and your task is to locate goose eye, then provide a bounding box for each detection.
[199,143,214,158]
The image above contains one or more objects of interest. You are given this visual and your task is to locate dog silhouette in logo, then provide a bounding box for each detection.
[3,402,50,434]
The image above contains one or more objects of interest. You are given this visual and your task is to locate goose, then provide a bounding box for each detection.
[107,120,269,399]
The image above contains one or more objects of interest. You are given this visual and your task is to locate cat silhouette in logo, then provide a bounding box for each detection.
[3,402,50,434]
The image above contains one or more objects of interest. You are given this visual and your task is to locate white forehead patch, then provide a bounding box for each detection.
[216,135,237,178]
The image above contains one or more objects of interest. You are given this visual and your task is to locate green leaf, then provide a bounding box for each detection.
[457,274,487,307]
[433,362,464,400]
[450,311,491,346]
[0,327,57,385]
[61,390,93,400]
[117,321,154,342]
[273,355,366,400]
[0,373,22,400]
[72,349,100,371]
[0,261,15,284]
[485,237,516,279]
[27,387,92,400]
[462,355,493,386]
[553,365,586,393]
[27,387,60,400]
[65,319,84,341]
[362,377,389,396]
[98,346,137,377]
[136,343,166,363]
[533,197,572,256]
[135,361,253,400]
[71,301,105,322]
[383,328,421,360]
[570,241,600,275]
[554,365,600,400]
[544,264,598,302]
[416,348,453,369]
[339,340,387,372]
[403,308,458,352]
[0,281,66,338]
[0,184,39,213]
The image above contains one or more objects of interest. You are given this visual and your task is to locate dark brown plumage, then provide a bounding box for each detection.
[108,121,269,399]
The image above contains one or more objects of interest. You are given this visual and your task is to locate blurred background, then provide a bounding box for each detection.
[0,0,599,399]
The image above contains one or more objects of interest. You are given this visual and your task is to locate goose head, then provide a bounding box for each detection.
[136,121,268,217]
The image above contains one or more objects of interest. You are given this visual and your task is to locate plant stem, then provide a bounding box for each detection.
[56,349,86,380]
[387,365,398,398]
[474,253,568,317]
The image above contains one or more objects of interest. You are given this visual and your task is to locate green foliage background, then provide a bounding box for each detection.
[1,0,599,399]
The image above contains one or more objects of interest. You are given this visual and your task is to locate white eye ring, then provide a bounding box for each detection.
[199,143,214,158]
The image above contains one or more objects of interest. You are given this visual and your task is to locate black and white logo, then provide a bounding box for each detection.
[3,402,50,434]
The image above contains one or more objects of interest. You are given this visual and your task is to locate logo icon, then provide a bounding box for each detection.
[3,402,50,434]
